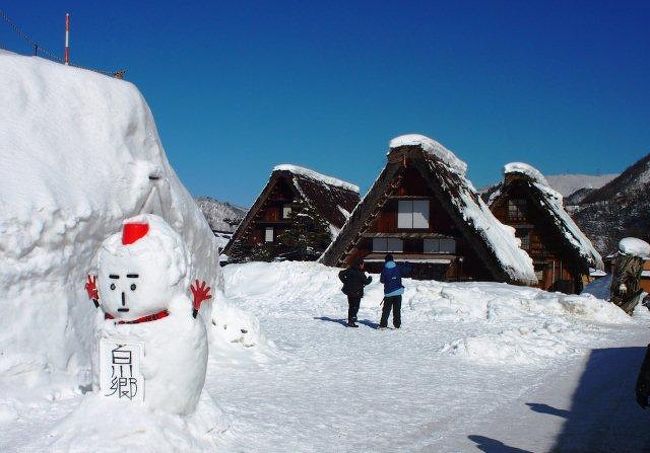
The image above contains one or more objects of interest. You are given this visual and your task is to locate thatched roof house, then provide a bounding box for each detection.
[223,165,360,261]
[320,135,537,284]
[488,162,603,293]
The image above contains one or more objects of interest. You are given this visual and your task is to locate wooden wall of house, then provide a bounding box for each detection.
[372,168,459,235]
[641,260,650,292]
[244,177,297,248]
[491,180,585,293]
[349,166,494,281]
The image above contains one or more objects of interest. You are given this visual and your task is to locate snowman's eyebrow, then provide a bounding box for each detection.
[126,274,139,278]
[109,274,120,279]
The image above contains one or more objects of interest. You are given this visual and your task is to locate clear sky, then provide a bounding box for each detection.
[2,1,649,206]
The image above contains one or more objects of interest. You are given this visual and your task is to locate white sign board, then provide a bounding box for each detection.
[100,338,144,403]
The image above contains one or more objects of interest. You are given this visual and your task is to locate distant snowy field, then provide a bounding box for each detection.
[545,174,618,197]
[3,262,650,451]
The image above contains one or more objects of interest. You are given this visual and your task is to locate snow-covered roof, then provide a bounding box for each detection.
[504,162,550,187]
[274,164,359,193]
[322,135,537,285]
[389,134,468,176]
[618,237,650,259]
[223,164,360,257]
[496,162,604,271]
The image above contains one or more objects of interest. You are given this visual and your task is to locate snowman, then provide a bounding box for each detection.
[84,214,212,415]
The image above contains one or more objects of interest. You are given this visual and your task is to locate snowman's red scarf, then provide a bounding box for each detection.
[104,310,170,324]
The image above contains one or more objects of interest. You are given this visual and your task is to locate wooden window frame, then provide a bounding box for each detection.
[372,237,404,253]
[397,199,430,230]
[423,238,456,254]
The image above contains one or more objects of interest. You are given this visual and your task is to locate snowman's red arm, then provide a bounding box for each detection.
[190,280,212,319]
[85,274,100,308]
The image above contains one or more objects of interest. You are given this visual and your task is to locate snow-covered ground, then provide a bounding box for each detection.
[209,262,650,452]
[3,262,650,451]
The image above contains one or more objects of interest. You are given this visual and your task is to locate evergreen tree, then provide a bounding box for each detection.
[228,238,276,263]
[226,239,252,263]
[276,201,332,261]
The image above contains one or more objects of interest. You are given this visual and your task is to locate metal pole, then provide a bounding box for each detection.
[64,13,70,65]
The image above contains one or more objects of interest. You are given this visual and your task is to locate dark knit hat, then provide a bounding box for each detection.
[385,254,394,263]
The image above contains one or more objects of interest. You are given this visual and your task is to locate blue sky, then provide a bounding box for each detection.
[2,1,649,206]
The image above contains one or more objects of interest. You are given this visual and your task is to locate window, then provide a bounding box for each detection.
[265,227,274,242]
[282,205,292,219]
[508,199,527,221]
[423,238,456,254]
[397,200,429,229]
[372,237,403,253]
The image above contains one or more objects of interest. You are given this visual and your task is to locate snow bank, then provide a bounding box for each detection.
[0,52,261,387]
[274,164,359,193]
[389,134,468,176]
[224,262,632,366]
[618,237,650,259]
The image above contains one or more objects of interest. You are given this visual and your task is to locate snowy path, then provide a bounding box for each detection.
[204,263,650,452]
[444,330,650,452]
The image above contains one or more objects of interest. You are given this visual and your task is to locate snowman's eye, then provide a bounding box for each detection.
[110,283,116,290]
[130,284,137,291]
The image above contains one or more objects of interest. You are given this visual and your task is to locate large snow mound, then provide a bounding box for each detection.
[0,52,259,385]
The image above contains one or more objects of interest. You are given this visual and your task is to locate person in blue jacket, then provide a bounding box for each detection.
[379,254,404,329]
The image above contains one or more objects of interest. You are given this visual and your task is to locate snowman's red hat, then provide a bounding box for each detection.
[122,222,150,245]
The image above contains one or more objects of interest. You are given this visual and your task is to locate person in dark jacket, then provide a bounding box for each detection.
[379,254,404,329]
[338,258,372,327]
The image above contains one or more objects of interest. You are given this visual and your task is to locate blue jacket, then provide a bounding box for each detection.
[380,261,404,296]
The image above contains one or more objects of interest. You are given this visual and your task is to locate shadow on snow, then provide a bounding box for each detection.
[468,435,532,453]
[313,317,380,329]
[550,346,650,452]
[469,347,650,452]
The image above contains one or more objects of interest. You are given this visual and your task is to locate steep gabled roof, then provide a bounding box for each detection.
[320,135,537,285]
[273,165,359,236]
[222,165,359,255]
[490,162,604,271]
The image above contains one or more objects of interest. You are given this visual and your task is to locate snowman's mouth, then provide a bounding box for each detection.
[118,308,130,312]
